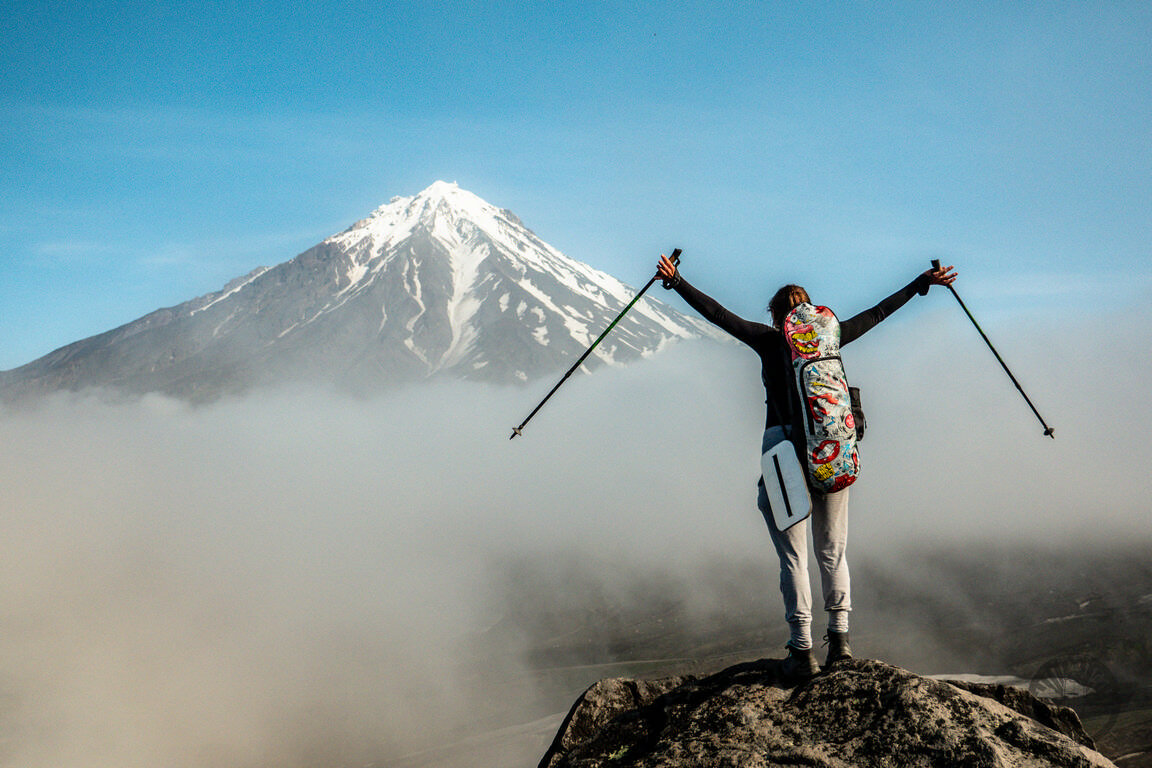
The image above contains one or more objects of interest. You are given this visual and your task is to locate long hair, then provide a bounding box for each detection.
[768,284,811,329]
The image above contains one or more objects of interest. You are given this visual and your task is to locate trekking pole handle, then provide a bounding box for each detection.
[931,258,956,297]
[661,249,682,288]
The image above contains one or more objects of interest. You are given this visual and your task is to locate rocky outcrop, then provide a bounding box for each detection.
[540,658,1115,768]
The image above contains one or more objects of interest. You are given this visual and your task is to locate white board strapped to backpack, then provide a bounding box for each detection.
[761,428,811,531]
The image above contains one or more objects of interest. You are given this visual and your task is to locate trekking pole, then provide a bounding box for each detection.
[931,259,1055,439]
[509,249,681,440]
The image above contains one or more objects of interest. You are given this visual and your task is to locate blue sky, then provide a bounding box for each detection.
[3,0,1150,369]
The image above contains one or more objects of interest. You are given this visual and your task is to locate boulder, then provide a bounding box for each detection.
[539,657,1115,768]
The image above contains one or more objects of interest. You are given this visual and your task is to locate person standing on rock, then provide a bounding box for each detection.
[656,254,957,680]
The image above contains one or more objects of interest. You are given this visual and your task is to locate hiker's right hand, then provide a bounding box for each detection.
[657,254,679,284]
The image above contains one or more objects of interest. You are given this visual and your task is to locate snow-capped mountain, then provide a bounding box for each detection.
[0,182,714,401]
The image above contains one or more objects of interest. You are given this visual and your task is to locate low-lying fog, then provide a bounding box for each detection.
[1,304,1148,767]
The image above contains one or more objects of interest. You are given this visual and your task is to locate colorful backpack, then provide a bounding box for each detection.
[782,303,859,493]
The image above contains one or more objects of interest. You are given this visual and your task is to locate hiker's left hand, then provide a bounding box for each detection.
[926,263,957,287]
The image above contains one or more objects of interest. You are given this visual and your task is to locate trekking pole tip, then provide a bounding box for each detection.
[509,427,523,440]
[1044,427,1055,439]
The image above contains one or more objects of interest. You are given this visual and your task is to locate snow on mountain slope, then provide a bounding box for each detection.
[1,182,717,401]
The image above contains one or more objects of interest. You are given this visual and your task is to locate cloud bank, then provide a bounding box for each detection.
[0,305,1147,767]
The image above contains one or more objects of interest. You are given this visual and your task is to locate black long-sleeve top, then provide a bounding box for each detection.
[668,273,931,432]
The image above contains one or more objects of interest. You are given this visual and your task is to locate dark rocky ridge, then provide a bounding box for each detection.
[540,658,1115,768]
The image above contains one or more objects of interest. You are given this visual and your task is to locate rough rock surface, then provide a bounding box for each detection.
[539,658,1116,768]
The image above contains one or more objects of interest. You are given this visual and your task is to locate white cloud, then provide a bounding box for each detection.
[0,308,1146,766]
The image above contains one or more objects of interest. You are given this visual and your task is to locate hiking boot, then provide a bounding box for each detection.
[823,630,853,666]
[781,643,820,682]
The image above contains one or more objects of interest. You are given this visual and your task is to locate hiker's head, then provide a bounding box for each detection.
[769,284,810,329]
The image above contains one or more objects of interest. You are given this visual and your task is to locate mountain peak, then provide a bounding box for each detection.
[1,183,715,401]
[421,178,461,197]
[338,181,513,258]
[406,179,483,220]
[368,180,483,219]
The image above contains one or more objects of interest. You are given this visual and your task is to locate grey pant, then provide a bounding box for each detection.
[758,431,851,649]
